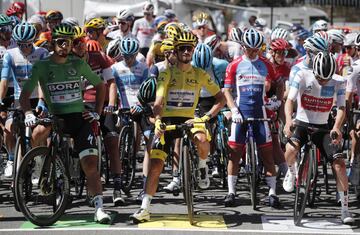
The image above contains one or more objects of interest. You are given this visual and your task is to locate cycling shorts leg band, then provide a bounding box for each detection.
[150,149,167,161]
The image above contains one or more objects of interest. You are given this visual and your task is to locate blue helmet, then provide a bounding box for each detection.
[9,15,21,27]
[12,21,37,43]
[120,37,139,56]
[193,43,213,70]
[296,29,310,40]
[242,28,264,49]
[303,35,329,53]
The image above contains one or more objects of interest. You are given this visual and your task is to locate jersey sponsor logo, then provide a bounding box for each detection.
[186,78,198,86]
[47,80,82,104]
[320,86,335,97]
[304,85,313,93]
[67,68,77,76]
[48,82,80,92]
[240,86,262,92]
[167,89,195,109]
[301,94,333,112]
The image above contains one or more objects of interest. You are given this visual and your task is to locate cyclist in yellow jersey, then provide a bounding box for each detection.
[130,31,225,223]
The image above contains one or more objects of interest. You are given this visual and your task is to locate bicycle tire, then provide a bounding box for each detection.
[294,148,314,226]
[15,146,70,227]
[118,125,136,194]
[181,139,194,225]
[307,150,318,207]
[322,156,330,195]
[13,135,27,211]
[246,138,257,210]
[218,130,229,188]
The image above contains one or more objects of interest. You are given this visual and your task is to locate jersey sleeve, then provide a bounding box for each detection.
[336,80,346,107]
[264,59,276,82]
[1,52,13,81]
[213,58,229,87]
[156,70,169,97]
[287,70,303,101]
[132,20,139,36]
[149,64,159,78]
[23,61,41,93]
[100,53,115,82]
[224,60,238,88]
[199,69,220,96]
[346,64,359,93]
[142,67,149,83]
[79,60,102,86]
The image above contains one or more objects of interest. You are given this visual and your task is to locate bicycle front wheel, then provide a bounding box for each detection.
[181,139,194,225]
[13,135,27,211]
[246,138,257,210]
[15,147,71,227]
[294,147,314,226]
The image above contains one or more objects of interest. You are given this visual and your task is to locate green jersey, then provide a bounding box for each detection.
[23,55,102,115]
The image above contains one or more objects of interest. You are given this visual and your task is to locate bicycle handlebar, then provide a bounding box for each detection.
[159,122,206,145]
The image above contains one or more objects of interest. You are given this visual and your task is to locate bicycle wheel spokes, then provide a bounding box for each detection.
[15,147,70,227]
[245,140,257,210]
[181,140,195,225]
[119,126,136,194]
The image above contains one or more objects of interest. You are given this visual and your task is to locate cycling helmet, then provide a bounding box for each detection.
[312,20,328,32]
[45,10,63,21]
[303,36,328,53]
[229,27,242,43]
[6,2,25,17]
[12,22,37,43]
[143,2,154,14]
[313,52,336,80]
[117,9,134,22]
[270,38,290,51]
[327,29,345,44]
[0,14,12,27]
[270,27,289,41]
[204,34,221,51]
[157,20,168,33]
[9,15,21,27]
[120,37,140,55]
[52,23,75,38]
[193,12,208,28]
[314,31,330,43]
[165,22,181,39]
[73,26,86,39]
[164,9,176,19]
[175,31,197,47]
[28,14,46,28]
[254,18,267,29]
[242,28,264,49]
[291,23,303,33]
[62,17,79,27]
[344,33,357,46]
[137,76,157,104]
[295,28,310,40]
[85,17,106,29]
[178,22,191,32]
[86,40,102,52]
[193,43,213,70]
[106,38,122,60]
[355,34,360,46]
[160,38,175,53]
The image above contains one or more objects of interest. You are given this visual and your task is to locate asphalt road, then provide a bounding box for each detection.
[0,161,359,235]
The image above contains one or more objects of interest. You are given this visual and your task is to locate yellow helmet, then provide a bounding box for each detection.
[73,26,85,39]
[160,38,175,53]
[85,17,106,29]
[164,22,182,39]
[175,31,197,47]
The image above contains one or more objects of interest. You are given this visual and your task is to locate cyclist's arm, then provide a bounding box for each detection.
[284,71,302,126]
[146,43,155,68]
[20,62,41,114]
[0,80,8,100]
[108,79,117,107]
[153,95,164,120]
[223,87,236,109]
[0,53,12,100]
[334,81,346,131]
[223,59,237,109]
[153,71,169,120]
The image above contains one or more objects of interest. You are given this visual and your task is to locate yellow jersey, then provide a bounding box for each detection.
[156,65,220,118]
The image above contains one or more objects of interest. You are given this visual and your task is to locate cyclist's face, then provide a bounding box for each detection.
[53,37,72,57]
[72,37,87,57]
[86,28,102,40]
[244,47,259,59]
[47,19,61,31]
[273,50,287,65]
[331,42,343,53]
[196,25,208,37]
[0,25,12,42]
[315,75,330,86]
[123,54,137,66]
[176,45,194,64]
[118,21,130,33]
[17,42,34,56]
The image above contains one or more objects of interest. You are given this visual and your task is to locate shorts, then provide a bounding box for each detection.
[290,120,343,163]
[56,113,98,159]
[228,108,272,148]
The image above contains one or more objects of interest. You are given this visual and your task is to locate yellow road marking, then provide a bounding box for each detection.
[138,214,227,229]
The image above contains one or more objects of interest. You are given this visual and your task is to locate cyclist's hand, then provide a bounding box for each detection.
[82,111,100,123]
[283,122,293,138]
[36,99,48,117]
[155,119,165,137]
[231,107,243,123]
[130,105,143,115]
[25,113,37,127]
[330,128,342,145]
[265,96,281,111]
[103,105,115,114]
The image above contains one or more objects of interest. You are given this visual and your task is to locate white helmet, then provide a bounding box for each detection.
[62,17,79,27]
[204,34,221,52]
[355,33,360,47]
[143,2,154,14]
[242,28,264,49]
[229,27,242,43]
[117,9,134,22]
[313,52,336,81]
[107,38,122,61]
[255,18,267,29]
[270,27,289,41]
[344,33,357,46]
[327,29,345,44]
[28,14,46,29]
[312,20,328,32]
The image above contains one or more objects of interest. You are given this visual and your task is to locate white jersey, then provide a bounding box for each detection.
[288,69,346,125]
[107,30,133,40]
[226,41,243,61]
[346,59,360,101]
[132,18,156,48]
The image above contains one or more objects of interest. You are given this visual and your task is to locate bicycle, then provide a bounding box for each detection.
[14,116,73,227]
[117,108,138,194]
[289,124,338,226]
[160,122,203,225]
[243,117,272,210]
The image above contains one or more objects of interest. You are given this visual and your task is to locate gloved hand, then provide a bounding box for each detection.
[36,99,48,115]
[194,114,211,123]
[103,105,115,114]
[265,96,281,111]
[82,111,100,123]
[231,107,243,123]
[25,113,37,127]
[131,105,143,114]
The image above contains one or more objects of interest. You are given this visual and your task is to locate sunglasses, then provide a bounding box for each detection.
[197,26,206,30]
[178,45,194,52]
[275,50,288,56]
[54,38,72,47]
[0,25,12,33]
[123,54,136,59]
[17,43,33,49]
[245,47,259,52]
[118,21,127,25]
[73,38,86,47]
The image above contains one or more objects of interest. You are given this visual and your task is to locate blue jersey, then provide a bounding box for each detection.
[1,46,48,99]
[112,60,148,108]
[288,56,310,86]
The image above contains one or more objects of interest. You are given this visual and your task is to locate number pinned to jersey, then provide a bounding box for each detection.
[67,68,77,76]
